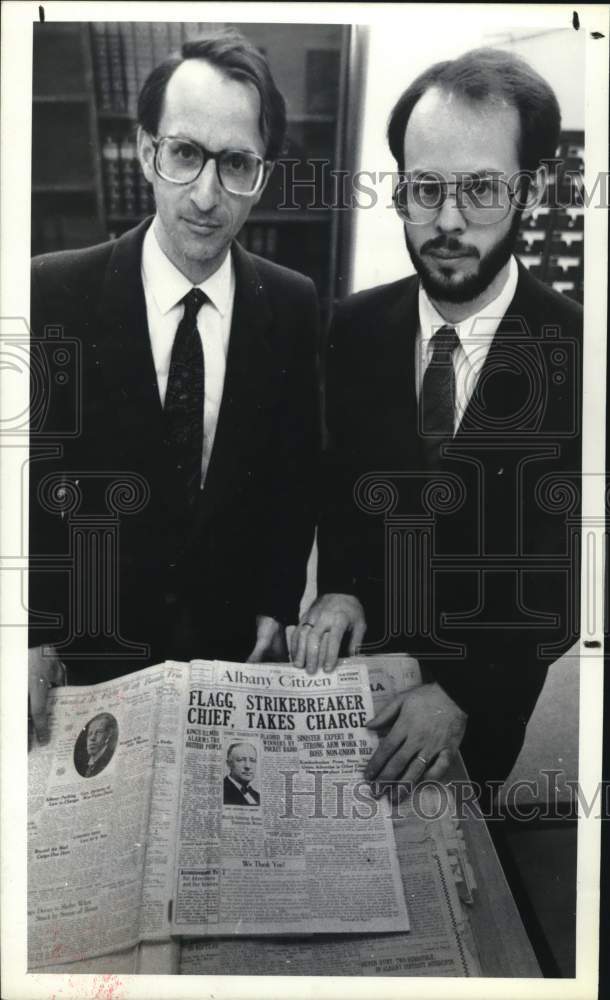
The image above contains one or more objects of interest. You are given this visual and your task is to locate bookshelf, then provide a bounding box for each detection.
[31,21,359,322]
[31,23,106,253]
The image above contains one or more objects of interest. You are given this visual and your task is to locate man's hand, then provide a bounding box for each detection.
[365,682,467,794]
[28,645,66,746]
[290,594,366,674]
[247,616,289,663]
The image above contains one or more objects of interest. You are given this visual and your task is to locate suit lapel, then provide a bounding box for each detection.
[93,227,274,519]
[443,267,539,543]
[386,276,419,396]
[94,218,165,451]
[456,265,537,439]
[198,242,274,521]
[378,276,420,461]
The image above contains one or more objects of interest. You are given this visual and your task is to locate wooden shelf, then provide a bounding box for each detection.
[287,113,335,124]
[33,94,90,104]
[248,210,331,224]
[33,183,97,194]
[98,111,136,122]
[31,23,106,257]
[107,214,148,224]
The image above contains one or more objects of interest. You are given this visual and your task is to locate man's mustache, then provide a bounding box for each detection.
[420,236,480,257]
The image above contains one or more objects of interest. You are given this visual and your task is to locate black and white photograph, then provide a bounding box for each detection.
[1,2,608,998]
[73,711,119,778]
[223,741,261,807]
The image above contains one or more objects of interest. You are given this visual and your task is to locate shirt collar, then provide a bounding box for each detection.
[418,255,519,368]
[228,774,252,793]
[142,220,234,317]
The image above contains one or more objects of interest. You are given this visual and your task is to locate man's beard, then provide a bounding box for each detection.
[404,212,522,304]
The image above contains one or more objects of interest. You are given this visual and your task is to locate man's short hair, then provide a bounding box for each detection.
[137,27,287,161]
[87,713,113,734]
[387,47,561,174]
[226,741,256,760]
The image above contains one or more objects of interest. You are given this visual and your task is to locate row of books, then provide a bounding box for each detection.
[90,22,215,116]
[99,132,334,238]
[101,134,154,218]
[238,224,279,260]
[90,22,343,120]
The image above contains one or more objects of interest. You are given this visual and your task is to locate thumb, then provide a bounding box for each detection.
[29,681,50,744]
[246,619,274,663]
[246,638,266,663]
[298,600,316,626]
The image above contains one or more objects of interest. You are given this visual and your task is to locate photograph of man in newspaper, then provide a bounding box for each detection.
[223,741,261,806]
[73,712,119,778]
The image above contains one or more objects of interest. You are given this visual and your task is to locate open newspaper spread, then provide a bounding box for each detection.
[28,658,409,968]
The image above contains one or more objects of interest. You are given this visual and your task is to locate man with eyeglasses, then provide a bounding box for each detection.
[28,30,319,730]
[292,48,582,800]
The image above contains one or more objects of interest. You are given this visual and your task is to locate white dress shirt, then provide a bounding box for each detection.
[141,223,236,486]
[416,255,519,433]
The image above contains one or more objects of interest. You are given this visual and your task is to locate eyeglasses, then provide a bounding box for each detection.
[152,135,268,195]
[393,175,524,225]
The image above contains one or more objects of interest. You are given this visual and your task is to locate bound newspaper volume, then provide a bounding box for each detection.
[28,658,414,968]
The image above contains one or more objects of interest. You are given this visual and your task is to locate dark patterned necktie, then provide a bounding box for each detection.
[164,288,206,511]
[419,325,460,469]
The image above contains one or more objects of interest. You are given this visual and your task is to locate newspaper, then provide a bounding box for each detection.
[28,662,180,968]
[28,658,409,969]
[180,792,481,976]
[171,658,409,936]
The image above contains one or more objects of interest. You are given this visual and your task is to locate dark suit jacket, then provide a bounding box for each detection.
[223,775,260,806]
[318,264,582,784]
[29,219,320,682]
